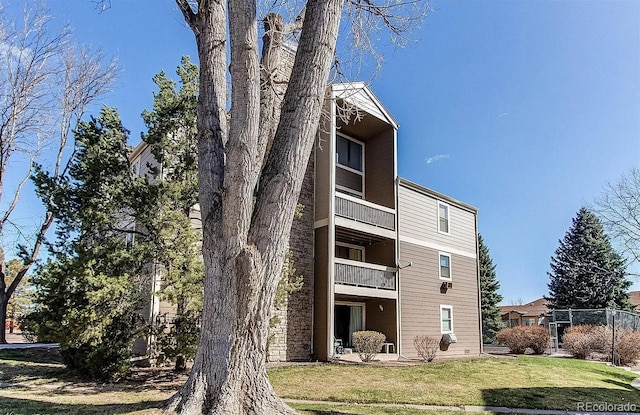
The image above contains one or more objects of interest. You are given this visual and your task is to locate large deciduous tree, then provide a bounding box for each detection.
[168,0,426,413]
[546,207,632,310]
[0,4,116,343]
[478,234,503,344]
[593,167,640,268]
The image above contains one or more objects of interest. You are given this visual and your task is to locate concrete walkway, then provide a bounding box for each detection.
[0,342,59,350]
[0,331,58,349]
[285,399,639,415]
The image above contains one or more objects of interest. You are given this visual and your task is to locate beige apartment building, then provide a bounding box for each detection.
[130,82,482,361]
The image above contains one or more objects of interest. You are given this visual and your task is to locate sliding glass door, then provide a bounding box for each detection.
[335,302,365,348]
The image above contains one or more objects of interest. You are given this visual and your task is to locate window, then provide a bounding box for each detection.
[335,242,365,262]
[125,231,135,249]
[439,253,451,280]
[440,305,453,333]
[335,133,365,198]
[438,202,449,234]
[336,134,363,172]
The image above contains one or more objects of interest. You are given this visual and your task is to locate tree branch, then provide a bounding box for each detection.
[176,0,198,32]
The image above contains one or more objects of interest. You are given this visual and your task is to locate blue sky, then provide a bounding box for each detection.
[4,0,639,304]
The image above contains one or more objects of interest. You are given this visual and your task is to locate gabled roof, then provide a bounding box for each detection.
[128,140,149,162]
[330,82,398,129]
[500,298,548,318]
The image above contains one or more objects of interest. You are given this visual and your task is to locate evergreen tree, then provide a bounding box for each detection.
[546,207,632,310]
[24,107,147,380]
[478,234,503,344]
[138,58,203,371]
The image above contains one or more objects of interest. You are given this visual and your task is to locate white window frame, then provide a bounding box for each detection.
[440,305,454,334]
[335,132,365,198]
[437,201,450,235]
[335,241,365,262]
[439,252,452,281]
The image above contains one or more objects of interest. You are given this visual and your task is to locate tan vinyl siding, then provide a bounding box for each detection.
[399,241,480,357]
[364,129,395,209]
[398,184,476,256]
[137,144,159,181]
[313,226,329,360]
[315,131,330,222]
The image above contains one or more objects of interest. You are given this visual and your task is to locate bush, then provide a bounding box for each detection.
[614,328,640,366]
[497,326,549,355]
[413,335,438,362]
[528,326,551,354]
[561,325,640,365]
[562,325,610,359]
[352,331,386,362]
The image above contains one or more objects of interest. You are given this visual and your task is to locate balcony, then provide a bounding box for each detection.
[335,193,395,231]
[334,258,396,291]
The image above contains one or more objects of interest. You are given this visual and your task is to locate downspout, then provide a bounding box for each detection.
[327,89,337,359]
[475,212,483,355]
[310,144,316,358]
[395,176,402,359]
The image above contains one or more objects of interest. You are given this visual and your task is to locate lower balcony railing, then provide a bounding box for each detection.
[334,259,396,290]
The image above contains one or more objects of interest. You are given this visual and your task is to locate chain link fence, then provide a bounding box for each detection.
[548,308,640,364]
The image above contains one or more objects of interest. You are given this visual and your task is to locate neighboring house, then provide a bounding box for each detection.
[500,298,548,328]
[629,291,640,310]
[129,82,482,361]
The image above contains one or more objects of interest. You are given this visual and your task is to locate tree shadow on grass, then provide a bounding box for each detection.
[0,348,62,364]
[0,396,165,415]
[0,361,68,384]
[482,387,640,411]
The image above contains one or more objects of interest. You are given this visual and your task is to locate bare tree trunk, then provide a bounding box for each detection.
[0,292,7,344]
[169,0,342,412]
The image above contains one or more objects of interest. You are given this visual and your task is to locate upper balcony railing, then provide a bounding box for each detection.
[334,258,396,291]
[335,193,395,231]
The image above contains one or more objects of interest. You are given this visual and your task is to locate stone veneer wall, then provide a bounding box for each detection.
[268,150,315,361]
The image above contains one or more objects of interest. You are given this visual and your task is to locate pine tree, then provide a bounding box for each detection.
[25,107,147,380]
[478,234,503,344]
[546,207,632,310]
[137,58,203,371]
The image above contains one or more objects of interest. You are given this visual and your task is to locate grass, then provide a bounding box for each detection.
[0,349,174,415]
[1,351,639,414]
[269,356,640,411]
[291,403,498,415]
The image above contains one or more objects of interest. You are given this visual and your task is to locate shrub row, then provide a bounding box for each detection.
[562,325,640,366]
[496,326,549,355]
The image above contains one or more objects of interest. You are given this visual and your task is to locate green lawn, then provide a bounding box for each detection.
[270,356,640,411]
[1,350,639,414]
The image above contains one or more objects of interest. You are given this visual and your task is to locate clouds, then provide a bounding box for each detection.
[425,154,450,164]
